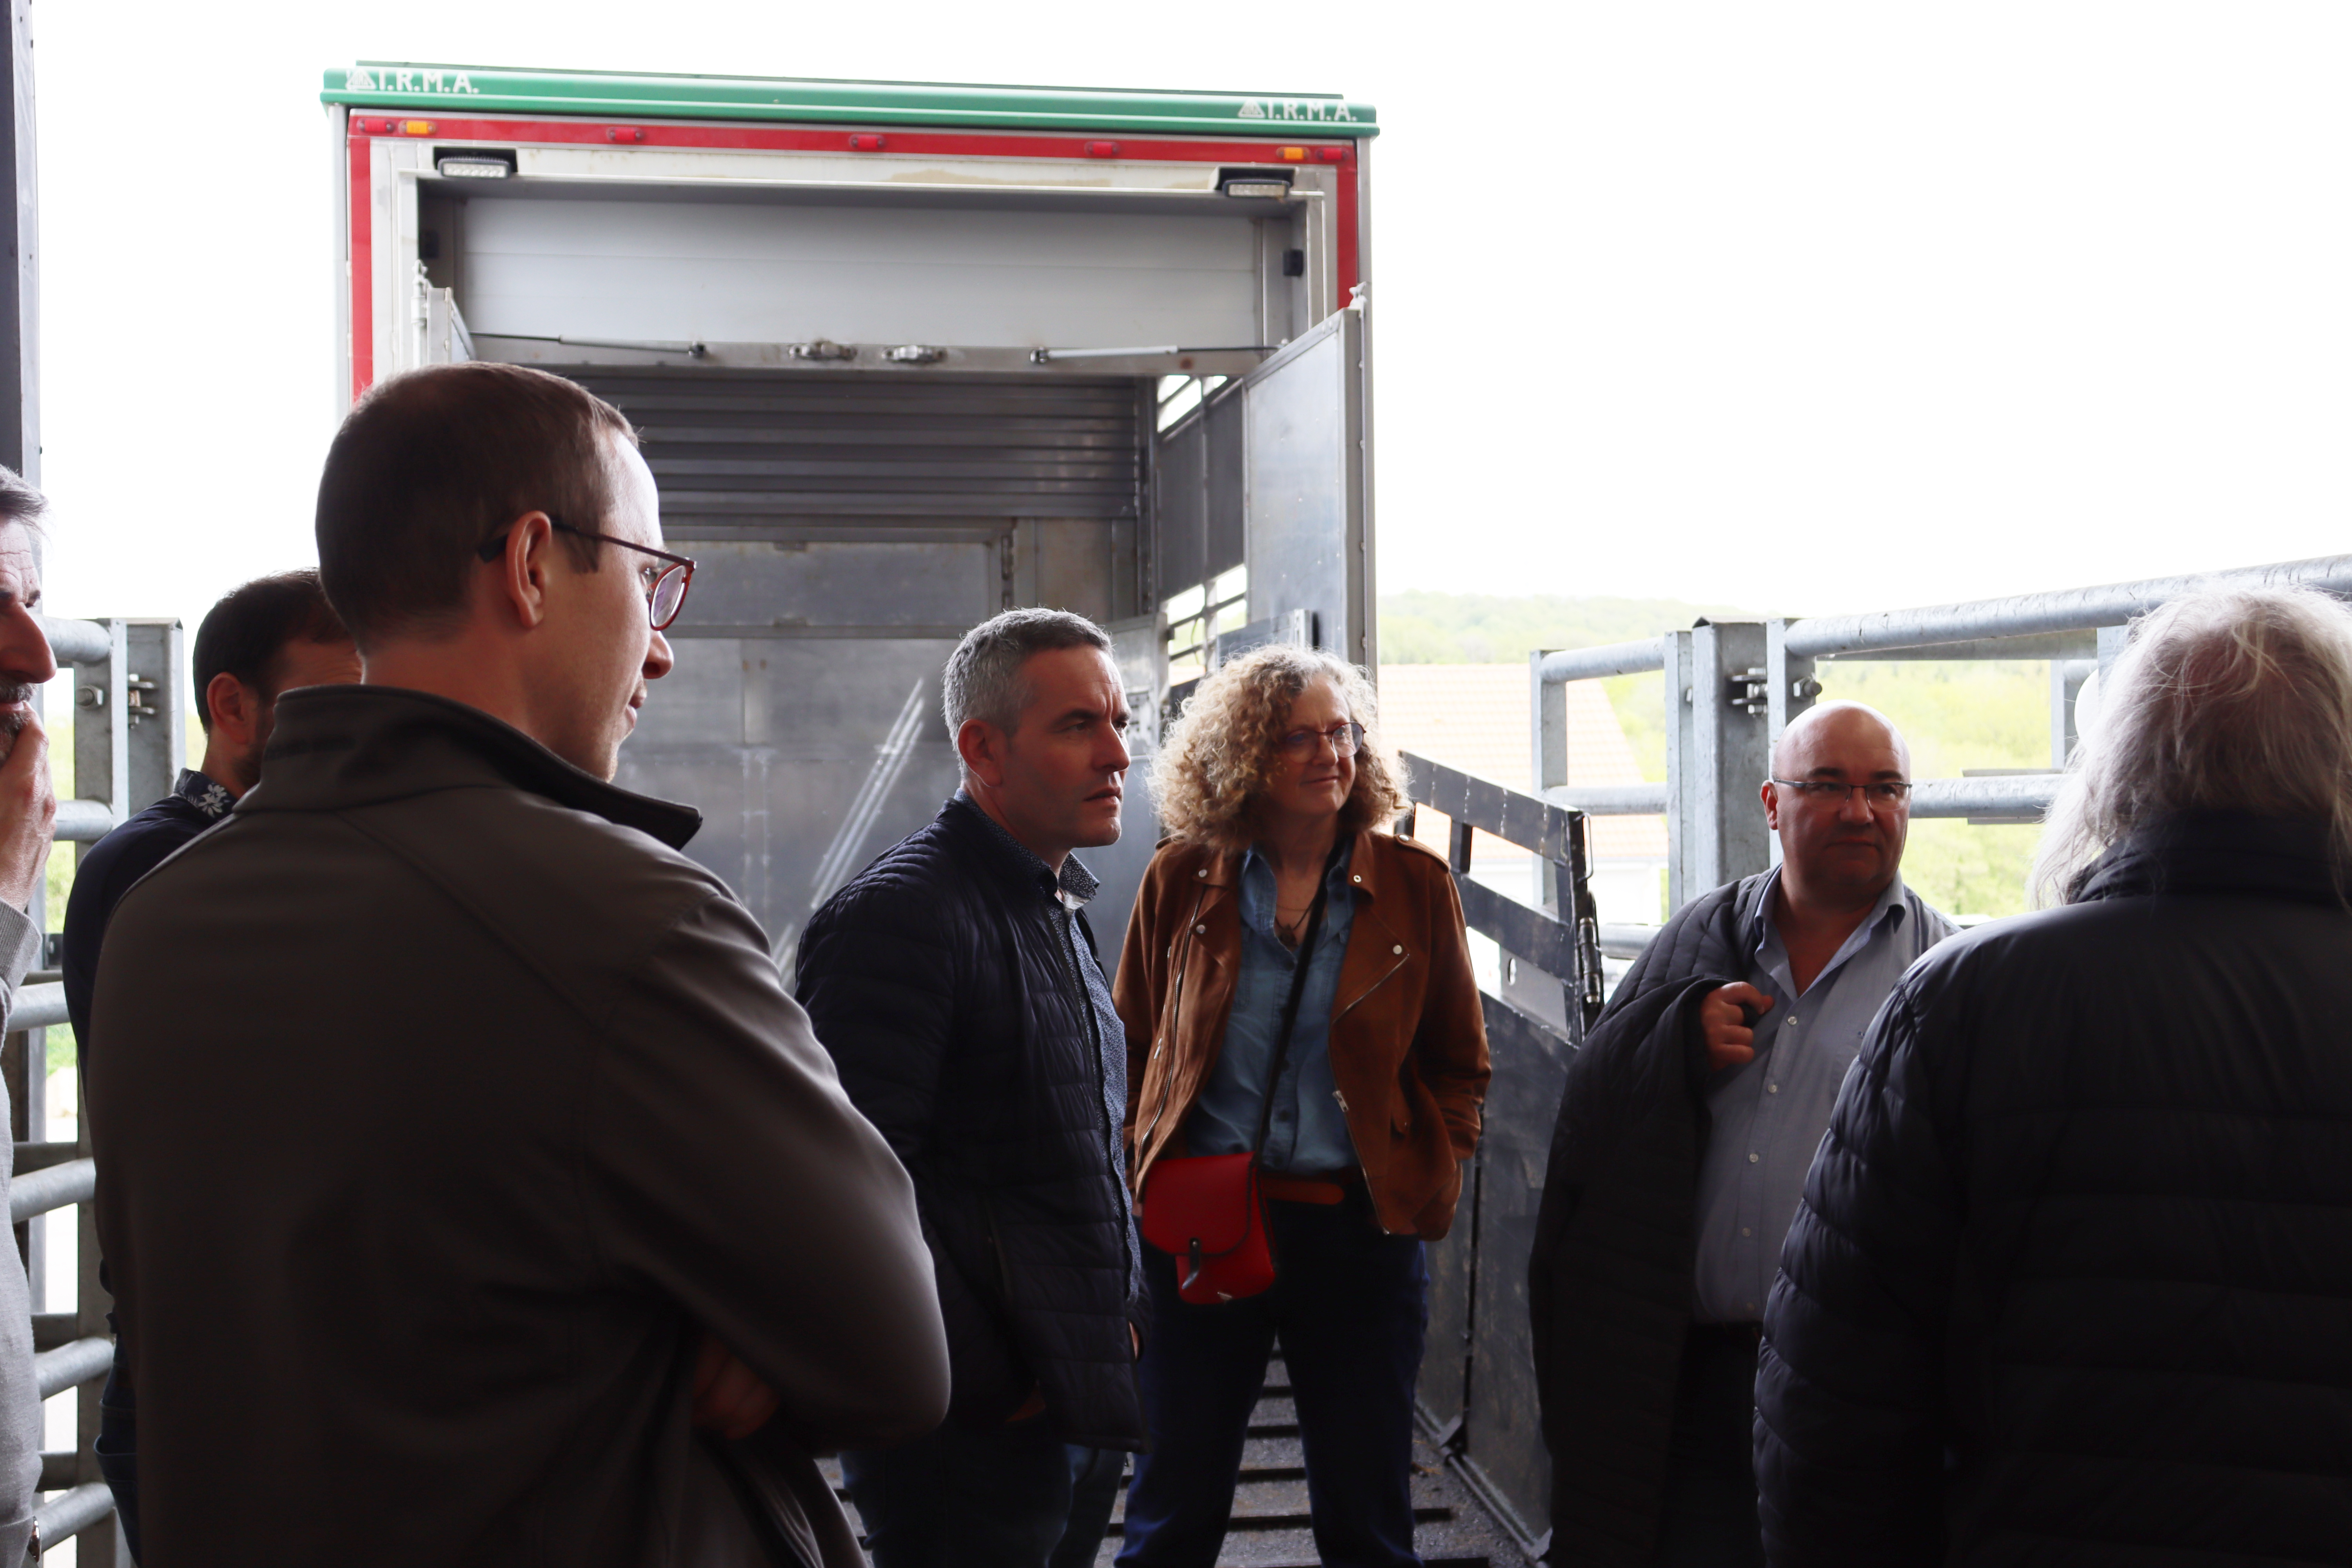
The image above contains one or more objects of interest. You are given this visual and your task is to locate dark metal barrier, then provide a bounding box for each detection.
[1401,752,1602,1561]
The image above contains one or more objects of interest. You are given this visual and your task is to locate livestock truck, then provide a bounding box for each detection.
[323,62,1379,961]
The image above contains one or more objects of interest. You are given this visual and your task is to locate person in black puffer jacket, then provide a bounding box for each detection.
[1756,585,2352,1566]
[797,609,1147,1568]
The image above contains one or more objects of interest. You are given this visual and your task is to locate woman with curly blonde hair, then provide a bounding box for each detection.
[1112,644,1489,1567]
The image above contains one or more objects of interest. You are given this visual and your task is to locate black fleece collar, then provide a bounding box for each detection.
[2076,812,2342,908]
[245,685,702,851]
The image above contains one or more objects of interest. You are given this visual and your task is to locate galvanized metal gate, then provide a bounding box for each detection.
[1401,753,1602,1557]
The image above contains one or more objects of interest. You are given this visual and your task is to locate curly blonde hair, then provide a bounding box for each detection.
[1152,644,1409,850]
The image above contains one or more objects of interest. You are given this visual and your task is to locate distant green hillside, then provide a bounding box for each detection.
[1377,592,2053,920]
[1379,591,1763,666]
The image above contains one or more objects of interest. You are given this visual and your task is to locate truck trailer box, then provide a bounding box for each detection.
[322,63,1380,967]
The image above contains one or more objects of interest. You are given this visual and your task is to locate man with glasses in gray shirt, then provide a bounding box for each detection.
[1530,702,1955,1568]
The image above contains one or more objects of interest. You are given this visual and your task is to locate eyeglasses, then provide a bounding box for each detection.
[1276,721,1367,759]
[475,519,697,631]
[1768,779,1913,808]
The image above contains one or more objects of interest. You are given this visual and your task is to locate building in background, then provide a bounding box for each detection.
[1379,664,1666,926]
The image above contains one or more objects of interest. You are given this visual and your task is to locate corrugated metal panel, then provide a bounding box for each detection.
[568,368,1144,524]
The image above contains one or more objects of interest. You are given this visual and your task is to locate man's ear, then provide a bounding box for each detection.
[207,672,262,750]
[956,718,1009,788]
[488,512,557,630]
[1760,778,1781,832]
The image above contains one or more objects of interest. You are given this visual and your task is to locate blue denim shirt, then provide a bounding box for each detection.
[1180,842,1363,1175]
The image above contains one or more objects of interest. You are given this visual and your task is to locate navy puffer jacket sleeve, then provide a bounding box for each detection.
[1754,975,1959,1564]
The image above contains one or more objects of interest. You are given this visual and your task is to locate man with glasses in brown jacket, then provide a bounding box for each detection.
[89,362,947,1567]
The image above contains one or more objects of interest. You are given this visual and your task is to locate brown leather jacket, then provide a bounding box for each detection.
[1114,827,1490,1239]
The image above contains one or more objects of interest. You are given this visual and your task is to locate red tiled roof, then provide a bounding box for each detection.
[1377,665,1668,862]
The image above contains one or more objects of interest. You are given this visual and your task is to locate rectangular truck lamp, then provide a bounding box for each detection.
[1218,167,1295,201]
[434,150,516,180]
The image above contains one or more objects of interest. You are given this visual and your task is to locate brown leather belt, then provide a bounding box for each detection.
[1260,1171,1361,1206]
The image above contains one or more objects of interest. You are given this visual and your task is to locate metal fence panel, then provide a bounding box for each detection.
[1457,995,1572,1545]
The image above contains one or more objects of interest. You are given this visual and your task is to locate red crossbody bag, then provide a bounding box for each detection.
[1137,867,1332,1306]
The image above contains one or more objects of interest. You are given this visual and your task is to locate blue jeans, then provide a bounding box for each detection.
[843,1414,1074,1568]
[1051,1445,1127,1568]
[1118,1188,1428,1568]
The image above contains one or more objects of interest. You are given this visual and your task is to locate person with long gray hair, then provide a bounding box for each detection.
[1755,585,2352,1564]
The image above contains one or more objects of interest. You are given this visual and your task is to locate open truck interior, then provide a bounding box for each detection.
[340,73,1377,964]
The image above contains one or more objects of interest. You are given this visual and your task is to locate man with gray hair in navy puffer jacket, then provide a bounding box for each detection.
[1757,584,2352,1565]
[796,608,1149,1568]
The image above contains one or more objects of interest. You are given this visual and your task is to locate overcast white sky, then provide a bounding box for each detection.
[26,1,2352,633]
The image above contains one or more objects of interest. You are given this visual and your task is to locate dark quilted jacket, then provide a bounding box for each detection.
[1531,872,1949,1565]
[1756,813,2352,1566]
[1528,875,1753,1566]
[796,796,1146,1450]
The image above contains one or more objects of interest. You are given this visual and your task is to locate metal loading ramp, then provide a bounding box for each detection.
[820,1354,1516,1565]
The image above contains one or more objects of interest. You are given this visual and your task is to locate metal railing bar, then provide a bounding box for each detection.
[1544,776,2058,820]
[39,617,109,668]
[1456,879,1579,983]
[33,1336,110,1400]
[1534,637,1666,686]
[1402,752,1586,863]
[1821,630,2098,662]
[52,800,120,843]
[1782,553,2352,659]
[1543,784,1669,817]
[5,981,64,1033]
[1599,924,1658,960]
[31,1482,115,1544]
[29,1314,76,1352]
[1910,775,2060,820]
[36,1450,76,1492]
[11,1158,94,1225]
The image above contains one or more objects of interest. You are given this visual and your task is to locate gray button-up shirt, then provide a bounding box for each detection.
[1691,869,1956,1323]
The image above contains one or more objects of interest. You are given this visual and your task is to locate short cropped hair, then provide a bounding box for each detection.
[942,608,1113,746]
[1152,644,1408,851]
[0,466,44,532]
[315,363,637,648]
[2034,585,2352,903]
[191,571,350,735]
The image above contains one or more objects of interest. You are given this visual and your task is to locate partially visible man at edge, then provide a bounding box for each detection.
[795,608,1149,1568]
[87,361,947,1566]
[62,568,359,1558]
[1527,702,1957,1567]
[0,467,62,1565]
